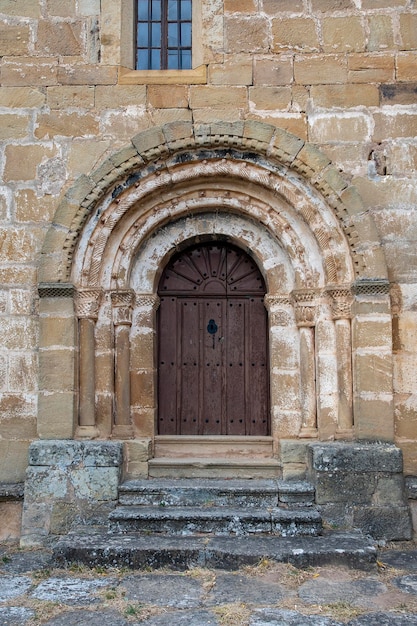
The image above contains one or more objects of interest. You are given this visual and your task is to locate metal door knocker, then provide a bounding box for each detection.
[207,319,218,349]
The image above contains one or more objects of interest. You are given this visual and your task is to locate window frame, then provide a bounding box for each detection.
[106,0,206,85]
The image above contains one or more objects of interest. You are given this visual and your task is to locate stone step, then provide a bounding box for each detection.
[53,530,377,571]
[108,505,322,536]
[153,435,274,459]
[148,457,281,479]
[118,478,315,508]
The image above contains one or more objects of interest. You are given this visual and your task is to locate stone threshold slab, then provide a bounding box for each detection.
[53,530,376,571]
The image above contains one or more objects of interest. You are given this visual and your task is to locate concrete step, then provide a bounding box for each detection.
[108,505,322,536]
[153,435,274,459]
[148,457,281,479]
[53,530,377,571]
[118,478,315,508]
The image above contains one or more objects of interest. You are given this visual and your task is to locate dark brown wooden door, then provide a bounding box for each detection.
[157,242,269,436]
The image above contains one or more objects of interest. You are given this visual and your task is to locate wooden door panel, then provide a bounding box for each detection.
[157,242,269,437]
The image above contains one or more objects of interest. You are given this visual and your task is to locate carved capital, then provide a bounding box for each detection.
[326,285,353,320]
[292,289,318,327]
[135,294,161,311]
[111,290,135,325]
[75,289,101,319]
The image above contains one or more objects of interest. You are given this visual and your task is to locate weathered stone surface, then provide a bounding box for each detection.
[309,443,403,473]
[31,576,114,604]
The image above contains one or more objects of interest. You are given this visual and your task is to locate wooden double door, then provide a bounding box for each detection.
[157,242,269,436]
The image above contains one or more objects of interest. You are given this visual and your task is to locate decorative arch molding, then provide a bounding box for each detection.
[37,121,394,449]
[39,120,388,285]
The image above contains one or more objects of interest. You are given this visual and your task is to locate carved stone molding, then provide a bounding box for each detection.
[38,283,75,299]
[135,294,161,311]
[293,289,318,328]
[75,289,102,319]
[326,286,353,320]
[111,290,135,325]
[353,279,390,296]
[264,295,292,311]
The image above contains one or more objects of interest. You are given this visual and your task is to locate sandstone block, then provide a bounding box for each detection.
[71,467,120,500]
[47,85,95,109]
[37,391,76,440]
[362,0,407,6]
[246,113,307,139]
[397,52,417,81]
[1,57,58,87]
[311,84,379,108]
[353,317,392,349]
[57,64,117,85]
[263,0,303,11]
[309,112,372,143]
[315,472,376,504]
[310,0,353,10]
[130,370,155,407]
[0,87,45,108]
[280,439,309,464]
[95,84,147,108]
[35,111,99,139]
[39,349,76,392]
[355,352,393,394]
[400,14,417,50]
[39,316,76,348]
[36,20,82,56]
[0,0,41,17]
[8,354,37,393]
[224,0,257,11]
[225,15,270,54]
[348,54,394,83]
[380,83,417,104]
[373,112,417,141]
[0,440,30,483]
[190,85,247,109]
[295,55,347,85]
[0,502,22,541]
[253,57,293,86]
[0,113,28,140]
[209,57,253,85]
[249,86,291,110]
[354,396,394,441]
[3,144,56,181]
[0,24,30,56]
[322,17,365,53]
[368,15,394,52]
[47,0,76,17]
[272,18,319,52]
[77,0,100,16]
[0,317,37,349]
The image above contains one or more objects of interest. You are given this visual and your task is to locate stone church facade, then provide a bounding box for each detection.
[0,0,416,544]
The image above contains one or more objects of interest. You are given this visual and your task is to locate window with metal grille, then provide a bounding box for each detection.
[136,0,192,70]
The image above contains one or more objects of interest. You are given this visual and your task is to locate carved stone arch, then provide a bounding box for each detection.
[37,121,394,450]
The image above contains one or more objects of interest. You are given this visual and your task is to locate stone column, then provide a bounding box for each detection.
[75,289,101,439]
[294,290,318,438]
[327,287,354,439]
[111,291,135,439]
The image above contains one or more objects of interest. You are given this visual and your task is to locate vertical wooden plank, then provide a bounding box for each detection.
[180,299,200,434]
[248,297,269,435]
[201,299,223,434]
[157,296,178,434]
[226,299,246,435]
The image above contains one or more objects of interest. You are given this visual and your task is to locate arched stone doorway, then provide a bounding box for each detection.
[157,241,269,436]
[37,121,393,460]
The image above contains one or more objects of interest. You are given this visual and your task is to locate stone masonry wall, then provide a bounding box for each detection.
[0,0,417,481]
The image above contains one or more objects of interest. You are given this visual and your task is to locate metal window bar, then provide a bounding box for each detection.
[136,0,192,70]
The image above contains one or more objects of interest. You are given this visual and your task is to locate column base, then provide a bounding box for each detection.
[75,425,100,439]
[335,428,354,440]
[299,427,318,438]
[111,424,134,439]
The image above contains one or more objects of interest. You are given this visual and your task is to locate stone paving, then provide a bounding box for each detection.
[1,543,417,625]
